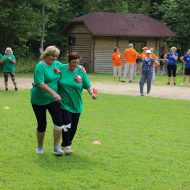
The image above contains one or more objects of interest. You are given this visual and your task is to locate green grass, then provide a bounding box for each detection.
[1,90,190,190]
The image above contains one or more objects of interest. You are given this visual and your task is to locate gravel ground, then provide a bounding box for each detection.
[1,77,190,100]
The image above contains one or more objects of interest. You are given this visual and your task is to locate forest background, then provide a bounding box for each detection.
[0,0,189,61]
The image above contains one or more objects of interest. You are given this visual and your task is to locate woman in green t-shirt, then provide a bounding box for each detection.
[31,46,64,155]
[1,47,18,91]
[58,52,97,155]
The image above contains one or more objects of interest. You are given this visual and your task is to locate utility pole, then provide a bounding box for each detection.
[40,5,45,53]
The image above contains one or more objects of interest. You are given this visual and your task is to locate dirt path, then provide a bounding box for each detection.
[1,77,190,100]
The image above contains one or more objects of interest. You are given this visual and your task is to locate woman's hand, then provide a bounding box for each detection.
[92,92,97,99]
[53,93,61,102]
[88,87,97,99]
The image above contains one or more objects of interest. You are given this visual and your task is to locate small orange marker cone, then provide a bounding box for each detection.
[91,140,101,145]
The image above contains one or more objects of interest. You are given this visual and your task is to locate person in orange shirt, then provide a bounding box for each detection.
[150,48,159,82]
[141,47,148,59]
[112,47,122,80]
[121,43,139,82]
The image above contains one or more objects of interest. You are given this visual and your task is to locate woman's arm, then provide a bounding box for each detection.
[164,53,168,62]
[87,87,97,99]
[37,83,61,102]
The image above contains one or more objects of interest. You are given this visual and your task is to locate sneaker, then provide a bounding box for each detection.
[146,93,150,97]
[5,88,8,91]
[167,82,170,85]
[52,146,64,155]
[174,82,176,85]
[36,147,44,154]
[140,93,144,96]
[15,87,18,91]
[121,80,126,82]
[129,80,132,83]
[62,146,73,155]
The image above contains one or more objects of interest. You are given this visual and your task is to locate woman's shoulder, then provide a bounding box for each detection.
[10,54,16,58]
[35,61,45,69]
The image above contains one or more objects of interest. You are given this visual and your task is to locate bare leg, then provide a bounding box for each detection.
[167,77,171,84]
[173,77,176,85]
[53,128,62,146]
[36,131,45,148]
[5,82,8,90]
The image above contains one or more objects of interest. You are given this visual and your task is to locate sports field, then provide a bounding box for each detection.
[1,89,190,190]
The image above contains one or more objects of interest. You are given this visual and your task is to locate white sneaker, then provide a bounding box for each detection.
[36,147,44,154]
[62,146,73,155]
[146,93,150,97]
[52,146,64,155]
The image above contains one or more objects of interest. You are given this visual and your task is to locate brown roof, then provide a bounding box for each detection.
[64,12,175,37]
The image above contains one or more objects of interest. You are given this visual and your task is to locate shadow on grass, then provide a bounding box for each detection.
[32,152,102,172]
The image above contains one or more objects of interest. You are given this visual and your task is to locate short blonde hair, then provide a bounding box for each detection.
[5,47,13,54]
[170,46,177,51]
[187,49,190,54]
[41,46,60,59]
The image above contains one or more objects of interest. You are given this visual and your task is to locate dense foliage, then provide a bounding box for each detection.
[0,0,189,58]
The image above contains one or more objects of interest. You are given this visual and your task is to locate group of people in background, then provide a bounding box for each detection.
[112,44,190,95]
[112,44,159,83]
[0,47,18,90]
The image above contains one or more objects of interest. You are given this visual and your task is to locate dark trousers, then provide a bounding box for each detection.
[32,101,63,132]
[61,109,80,147]
[167,65,177,77]
[139,72,153,94]
[4,72,16,82]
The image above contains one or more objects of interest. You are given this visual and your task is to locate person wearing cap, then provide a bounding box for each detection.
[180,49,190,86]
[150,48,159,83]
[139,49,159,96]
[141,47,148,59]
[1,47,18,91]
[122,43,140,82]
[112,47,122,81]
[58,52,97,155]
[164,46,178,85]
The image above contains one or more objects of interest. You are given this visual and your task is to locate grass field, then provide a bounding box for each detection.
[1,90,190,190]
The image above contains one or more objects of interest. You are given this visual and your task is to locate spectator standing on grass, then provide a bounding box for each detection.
[121,43,139,83]
[164,47,178,85]
[58,52,97,155]
[180,49,190,86]
[1,47,18,91]
[139,50,159,96]
[112,47,122,81]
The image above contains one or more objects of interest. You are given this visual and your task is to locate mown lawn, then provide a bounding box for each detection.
[1,90,190,190]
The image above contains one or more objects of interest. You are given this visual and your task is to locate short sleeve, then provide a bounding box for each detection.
[34,63,45,85]
[11,55,16,61]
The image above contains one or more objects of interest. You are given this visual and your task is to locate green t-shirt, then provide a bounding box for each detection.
[30,60,63,105]
[2,54,16,72]
[58,64,91,113]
